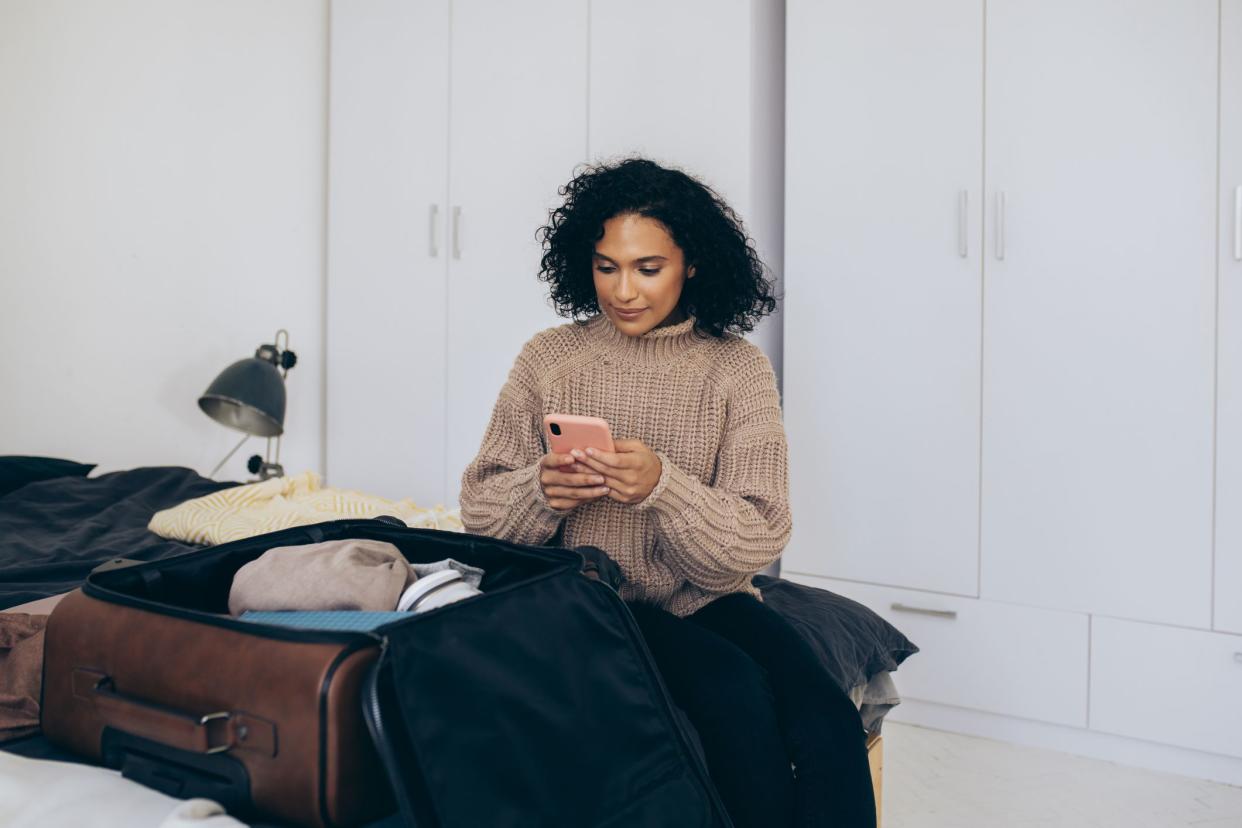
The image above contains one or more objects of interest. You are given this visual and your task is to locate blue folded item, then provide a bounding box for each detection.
[239,610,408,631]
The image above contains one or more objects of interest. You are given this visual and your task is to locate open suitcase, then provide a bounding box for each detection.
[41,519,733,827]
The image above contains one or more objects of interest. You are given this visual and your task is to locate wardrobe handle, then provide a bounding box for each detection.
[429,204,440,258]
[452,206,462,259]
[995,191,1006,261]
[1234,652,1242,664]
[891,602,957,620]
[958,190,968,258]
[1234,186,1241,261]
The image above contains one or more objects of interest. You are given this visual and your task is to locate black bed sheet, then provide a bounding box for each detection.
[0,466,235,609]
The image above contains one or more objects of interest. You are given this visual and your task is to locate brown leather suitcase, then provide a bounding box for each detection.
[41,587,390,828]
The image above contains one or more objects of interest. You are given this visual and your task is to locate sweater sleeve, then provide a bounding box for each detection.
[458,344,565,544]
[633,350,792,592]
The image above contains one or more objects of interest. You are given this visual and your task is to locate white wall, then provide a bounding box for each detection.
[0,1,785,485]
[0,0,328,479]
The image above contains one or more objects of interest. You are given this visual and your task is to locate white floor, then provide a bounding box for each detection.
[882,722,1242,828]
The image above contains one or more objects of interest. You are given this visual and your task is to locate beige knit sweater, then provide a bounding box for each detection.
[459,313,791,617]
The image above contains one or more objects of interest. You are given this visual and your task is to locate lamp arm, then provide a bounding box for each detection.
[209,433,250,479]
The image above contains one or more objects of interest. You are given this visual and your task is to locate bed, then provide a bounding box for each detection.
[0,460,915,826]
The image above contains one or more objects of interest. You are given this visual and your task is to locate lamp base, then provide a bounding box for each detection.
[247,455,285,480]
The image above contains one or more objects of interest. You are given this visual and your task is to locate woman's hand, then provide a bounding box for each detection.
[539,452,610,512]
[570,439,662,505]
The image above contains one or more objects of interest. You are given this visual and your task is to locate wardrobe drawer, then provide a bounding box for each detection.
[1090,617,1242,758]
[785,574,1089,727]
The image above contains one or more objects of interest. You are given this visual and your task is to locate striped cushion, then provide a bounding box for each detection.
[148,471,463,545]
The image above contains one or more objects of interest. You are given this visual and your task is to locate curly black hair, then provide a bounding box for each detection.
[537,158,778,337]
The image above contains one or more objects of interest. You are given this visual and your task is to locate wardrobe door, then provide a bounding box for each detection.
[326,0,450,505]
[1090,617,1242,758]
[587,0,784,364]
[982,0,1216,627]
[782,0,984,595]
[789,573,1089,728]
[588,0,754,222]
[1217,0,1242,635]
[443,0,588,503]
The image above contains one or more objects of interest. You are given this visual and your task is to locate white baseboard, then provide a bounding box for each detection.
[887,697,1242,788]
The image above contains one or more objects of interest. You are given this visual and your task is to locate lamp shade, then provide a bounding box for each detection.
[198,357,286,438]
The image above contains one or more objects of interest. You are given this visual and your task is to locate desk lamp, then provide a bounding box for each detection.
[199,329,297,479]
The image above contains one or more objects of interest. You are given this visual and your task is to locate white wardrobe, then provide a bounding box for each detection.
[326,0,783,509]
[326,0,584,509]
[784,0,1242,782]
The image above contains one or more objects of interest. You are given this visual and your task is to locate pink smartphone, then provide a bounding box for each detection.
[543,414,615,457]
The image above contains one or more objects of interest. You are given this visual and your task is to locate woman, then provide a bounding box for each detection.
[459,158,876,828]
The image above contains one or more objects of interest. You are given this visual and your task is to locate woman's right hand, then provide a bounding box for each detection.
[540,452,609,512]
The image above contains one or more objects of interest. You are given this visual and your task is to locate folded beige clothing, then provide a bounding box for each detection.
[228,539,415,616]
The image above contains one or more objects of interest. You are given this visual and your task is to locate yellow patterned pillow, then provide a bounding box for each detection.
[148,471,463,545]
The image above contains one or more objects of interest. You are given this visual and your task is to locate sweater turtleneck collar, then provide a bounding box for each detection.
[583,313,713,366]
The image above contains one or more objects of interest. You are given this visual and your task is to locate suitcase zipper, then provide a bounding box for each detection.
[81,519,583,645]
[362,635,428,828]
[81,580,376,646]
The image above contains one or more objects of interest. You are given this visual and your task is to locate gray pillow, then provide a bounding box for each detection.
[0,457,96,499]
[753,574,919,693]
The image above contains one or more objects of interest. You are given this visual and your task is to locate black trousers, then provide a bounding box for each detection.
[628,594,876,828]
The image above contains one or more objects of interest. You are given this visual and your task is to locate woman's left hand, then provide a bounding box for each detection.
[570,439,662,505]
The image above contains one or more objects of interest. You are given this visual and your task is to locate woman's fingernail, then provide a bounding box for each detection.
[571,449,583,458]
[586,448,595,455]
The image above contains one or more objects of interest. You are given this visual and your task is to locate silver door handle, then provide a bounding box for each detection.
[429,204,440,258]
[891,602,957,620]
[995,191,1006,261]
[958,190,968,258]
[1234,186,1241,261]
[452,206,462,259]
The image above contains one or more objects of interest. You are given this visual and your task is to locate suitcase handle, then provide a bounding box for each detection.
[72,668,277,758]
